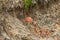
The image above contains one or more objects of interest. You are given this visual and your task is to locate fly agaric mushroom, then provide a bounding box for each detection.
[24,17,33,23]
[24,17,33,30]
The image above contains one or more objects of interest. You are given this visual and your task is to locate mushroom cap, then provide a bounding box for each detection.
[0,37,3,40]
[25,17,33,23]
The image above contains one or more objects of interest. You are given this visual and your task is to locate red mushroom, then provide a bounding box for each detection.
[0,37,3,40]
[25,17,33,23]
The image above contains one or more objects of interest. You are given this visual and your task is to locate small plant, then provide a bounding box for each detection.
[24,0,32,10]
